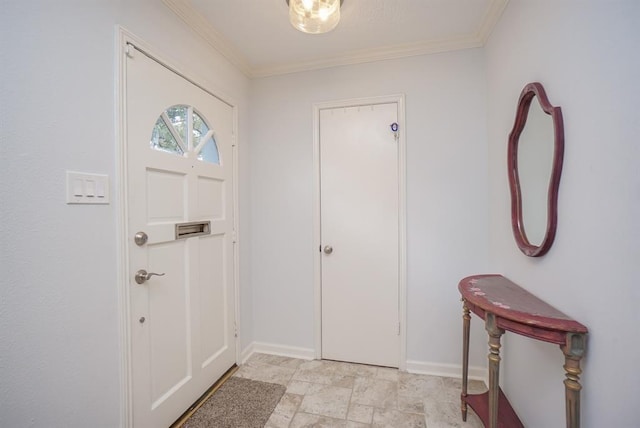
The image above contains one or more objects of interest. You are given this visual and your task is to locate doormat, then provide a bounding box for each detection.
[182,377,285,428]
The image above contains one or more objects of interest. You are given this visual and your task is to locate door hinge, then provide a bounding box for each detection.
[398,322,401,335]
[234,323,238,338]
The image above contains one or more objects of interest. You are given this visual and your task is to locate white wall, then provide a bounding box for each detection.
[249,51,490,368]
[8,1,636,426]
[0,1,250,426]
[485,1,640,426]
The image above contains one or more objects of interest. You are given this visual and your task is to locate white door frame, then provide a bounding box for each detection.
[312,94,407,370]
[115,27,242,428]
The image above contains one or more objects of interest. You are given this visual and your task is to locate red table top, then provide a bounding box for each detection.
[459,274,587,334]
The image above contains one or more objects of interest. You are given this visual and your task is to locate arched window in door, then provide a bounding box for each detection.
[150,104,220,164]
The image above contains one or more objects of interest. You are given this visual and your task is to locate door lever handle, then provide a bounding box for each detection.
[135,269,165,284]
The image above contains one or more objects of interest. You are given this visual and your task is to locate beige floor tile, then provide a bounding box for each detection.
[299,384,353,419]
[351,377,397,408]
[346,422,372,428]
[433,383,461,403]
[234,361,296,386]
[397,394,425,414]
[441,376,488,394]
[289,413,372,428]
[288,379,314,395]
[274,392,304,418]
[290,412,349,428]
[372,408,426,428]
[347,403,374,424]
[297,359,335,372]
[375,367,399,382]
[293,366,356,388]
[423,400,484,428]
[398,372,444,398]
[323,360,379,378]
[265,411,294,428]
[249,352,307,369]
[236,356,490,428]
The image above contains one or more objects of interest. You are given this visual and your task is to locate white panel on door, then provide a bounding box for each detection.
[198,234,227,367]
[148,241,190,406]
[197,176,224,219]
[146,169,186,222]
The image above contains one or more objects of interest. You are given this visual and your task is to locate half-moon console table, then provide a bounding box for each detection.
[458,274,588,428]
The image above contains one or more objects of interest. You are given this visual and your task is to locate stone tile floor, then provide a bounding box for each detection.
[234,353,487,428]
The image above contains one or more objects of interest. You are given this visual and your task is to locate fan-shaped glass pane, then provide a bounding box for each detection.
[151,117,184,155]
[197,136,220,164]
[166,105,188,145]
[192,112,209,148]
[150,104,220,162]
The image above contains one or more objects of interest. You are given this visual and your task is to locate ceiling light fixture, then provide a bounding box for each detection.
[286,0,343,34]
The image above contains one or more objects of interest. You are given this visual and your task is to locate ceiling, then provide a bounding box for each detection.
[163,0,509,78]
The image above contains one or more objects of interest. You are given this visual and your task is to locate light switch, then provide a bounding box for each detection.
[86,180,96,197]
[73,179,84,197]
[96,180,105,198]
[66,171,110,204]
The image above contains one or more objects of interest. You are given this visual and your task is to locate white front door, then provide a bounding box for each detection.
[125,45,236,427]
[320,102,400,368]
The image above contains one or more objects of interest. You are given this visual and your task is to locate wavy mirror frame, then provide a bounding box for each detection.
[508,82,564,257]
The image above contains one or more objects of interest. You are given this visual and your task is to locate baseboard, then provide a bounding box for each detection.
[406,360,487,382]
[239,342,255,364]
[240,341,316,364]
[239,342,487,383]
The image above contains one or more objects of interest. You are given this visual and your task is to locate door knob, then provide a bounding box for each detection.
[135,269,165,284]
[323,245,333,255]
[134,231,148,246]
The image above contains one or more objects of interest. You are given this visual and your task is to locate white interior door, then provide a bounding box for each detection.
[126,45,236,427]
[320,103,400,367]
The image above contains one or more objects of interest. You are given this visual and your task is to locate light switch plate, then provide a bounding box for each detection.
[66,171,110,204]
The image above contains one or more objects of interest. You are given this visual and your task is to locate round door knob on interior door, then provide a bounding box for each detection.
[134,231,148,246]
[135,269,165,284]
[323,245,333,255]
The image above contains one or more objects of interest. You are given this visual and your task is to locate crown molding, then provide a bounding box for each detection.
[162,0,252,76]
[252,37,483,77]
[163,0,509,79]
[476,0,509,44]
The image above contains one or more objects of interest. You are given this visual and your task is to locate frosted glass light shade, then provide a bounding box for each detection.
[288,0,341,34]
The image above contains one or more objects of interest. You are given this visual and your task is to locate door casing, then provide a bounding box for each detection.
[312,94,407,370]
[116,27,242,428]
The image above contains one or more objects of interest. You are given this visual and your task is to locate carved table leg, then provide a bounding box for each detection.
[561,333,586,428]
[485,313,505,428]
[461,299,471,421]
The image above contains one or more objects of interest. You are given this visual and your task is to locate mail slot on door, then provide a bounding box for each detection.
[175,221,211,239]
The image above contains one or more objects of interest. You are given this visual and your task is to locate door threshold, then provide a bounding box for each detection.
[321,357,398,370]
